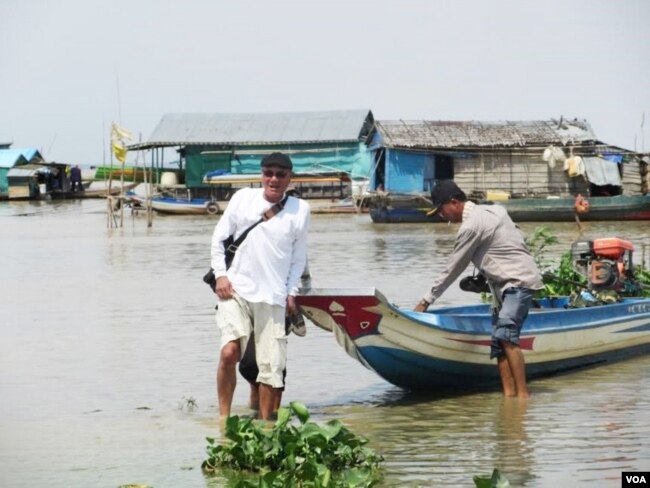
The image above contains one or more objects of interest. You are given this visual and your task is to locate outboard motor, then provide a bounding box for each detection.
[571,237,635,292]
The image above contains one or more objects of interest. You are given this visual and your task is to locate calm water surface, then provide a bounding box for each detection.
[1,200,649,487]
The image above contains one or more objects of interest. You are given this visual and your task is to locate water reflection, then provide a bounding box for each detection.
[494,398,536,486]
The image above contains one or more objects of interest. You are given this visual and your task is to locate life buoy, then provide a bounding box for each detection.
[206,202,219,215]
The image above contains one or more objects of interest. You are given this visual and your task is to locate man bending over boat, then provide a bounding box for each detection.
[414,180,543,399]
[211,152,310,419]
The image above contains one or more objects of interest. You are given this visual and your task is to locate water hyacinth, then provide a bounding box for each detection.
[473,468,511,488]
[202,401,383,487]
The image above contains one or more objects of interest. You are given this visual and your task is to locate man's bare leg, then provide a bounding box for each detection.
[502,341,530,399]
[258,383,282,420]
[217,341,240,417]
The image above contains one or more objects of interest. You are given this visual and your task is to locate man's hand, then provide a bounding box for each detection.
[413,299,430,312]
[286,295,297,315]
[215,276,234,299]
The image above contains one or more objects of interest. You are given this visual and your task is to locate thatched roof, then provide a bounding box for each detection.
[374,118,600,149]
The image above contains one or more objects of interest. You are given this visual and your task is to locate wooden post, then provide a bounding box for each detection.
[119,160,124,227]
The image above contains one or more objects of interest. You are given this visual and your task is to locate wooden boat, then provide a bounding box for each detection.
[203,171,351,186]
[149,196,220,215]
[203,171,352,202]
[82,181,139,199]
[496,194,650,222]
[368,193,650,223]
[296,288,650,390]
[309,197,368,214]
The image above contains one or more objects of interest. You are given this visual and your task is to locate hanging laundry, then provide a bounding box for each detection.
[542,145,566,169]
[566,156,585,177]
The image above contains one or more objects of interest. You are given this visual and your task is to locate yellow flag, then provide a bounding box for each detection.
[112,141,127,163]
[111,122,132,142]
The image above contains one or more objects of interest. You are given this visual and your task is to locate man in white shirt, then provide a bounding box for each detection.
[211,152,310,419]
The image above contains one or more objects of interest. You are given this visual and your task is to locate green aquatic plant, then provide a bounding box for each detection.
[524,226,586,295]
[525,225,559,272]
[473,468,511,487]
[202,401,383,487]
[539,250,586,297]
[634,266,650,297]
[526,226,650,298]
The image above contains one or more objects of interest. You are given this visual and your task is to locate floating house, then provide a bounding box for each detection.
[366,118,649,222]
[128,109,375,201]
[0,148,44,199]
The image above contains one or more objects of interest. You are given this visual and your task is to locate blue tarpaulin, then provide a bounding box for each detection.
[584,157,622,187]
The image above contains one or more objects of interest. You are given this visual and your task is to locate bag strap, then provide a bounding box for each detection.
[227,194,289,252]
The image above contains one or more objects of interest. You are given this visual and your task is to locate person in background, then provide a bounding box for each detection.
[70,165,83,192]
[211,152,310,420]
[414,180,543,399]
[49,167,61,191]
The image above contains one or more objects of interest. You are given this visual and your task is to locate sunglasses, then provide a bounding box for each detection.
[262,169,289,178]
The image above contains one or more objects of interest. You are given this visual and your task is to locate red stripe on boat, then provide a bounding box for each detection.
[447,337,536,350]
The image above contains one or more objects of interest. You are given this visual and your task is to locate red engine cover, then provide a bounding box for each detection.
[592,237,634,260]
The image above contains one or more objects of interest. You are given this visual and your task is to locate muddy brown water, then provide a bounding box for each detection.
[1,199,648,487]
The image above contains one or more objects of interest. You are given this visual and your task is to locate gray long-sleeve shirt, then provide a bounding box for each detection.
[422,202,543,305]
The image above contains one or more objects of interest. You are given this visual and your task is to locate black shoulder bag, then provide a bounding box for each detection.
[459,269,490,294]
[203,195,289,290]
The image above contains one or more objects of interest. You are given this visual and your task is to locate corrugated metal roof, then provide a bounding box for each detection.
[375,118,599,149]
[131,109,374,150]
[7,163,49,177]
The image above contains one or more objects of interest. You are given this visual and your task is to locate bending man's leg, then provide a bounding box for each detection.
[497,355,516,397]
[493,287,533,398]
[502,341,529,398]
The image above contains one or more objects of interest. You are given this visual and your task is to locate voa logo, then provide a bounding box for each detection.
[622,472,649,487]
[626,475,646,483]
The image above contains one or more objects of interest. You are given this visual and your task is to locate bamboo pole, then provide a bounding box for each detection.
[147,150,154,227]
[119,159,124,227]
[107,144,115,228]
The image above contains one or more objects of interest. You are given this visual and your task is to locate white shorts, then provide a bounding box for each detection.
[215,295,287,388]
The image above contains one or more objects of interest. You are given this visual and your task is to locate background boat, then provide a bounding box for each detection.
[369,193,650,223]
[148,196,219,215]
[127,190,219,215]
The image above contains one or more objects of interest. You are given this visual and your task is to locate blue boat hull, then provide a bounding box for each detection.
[296,289,650,390]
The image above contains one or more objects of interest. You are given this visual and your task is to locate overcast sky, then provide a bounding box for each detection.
[1,0,649,165]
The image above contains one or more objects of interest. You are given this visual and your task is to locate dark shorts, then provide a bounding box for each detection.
[490,287,534,359]
[238,322,289,389]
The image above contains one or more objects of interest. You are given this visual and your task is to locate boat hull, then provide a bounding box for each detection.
[128,194,220,215]
[369,194,650,223]
[296,288,650,390]
[149,197,219,215]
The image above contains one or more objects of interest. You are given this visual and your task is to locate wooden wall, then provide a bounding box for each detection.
[452,149,644,198]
